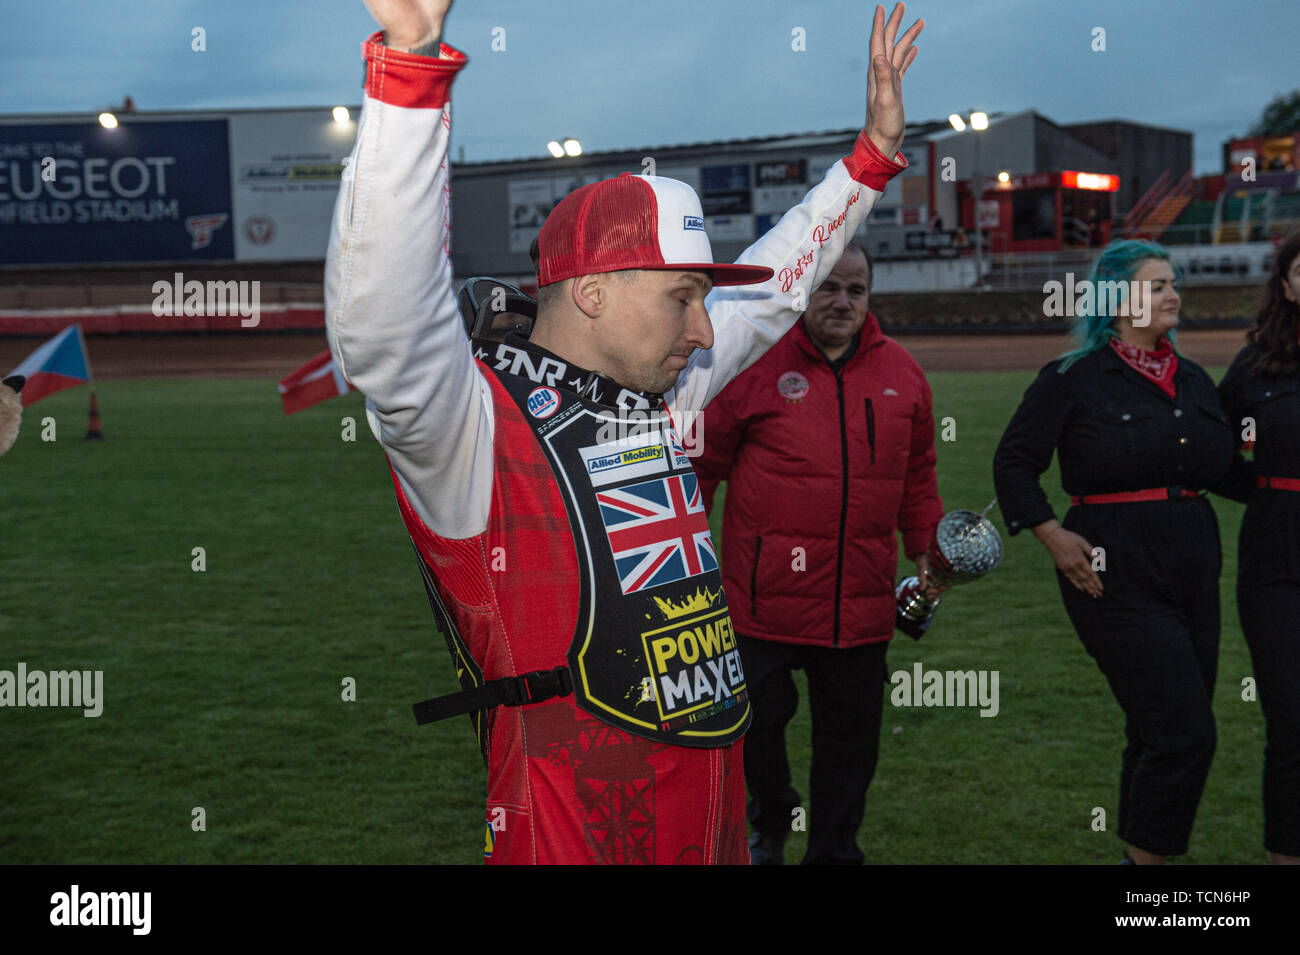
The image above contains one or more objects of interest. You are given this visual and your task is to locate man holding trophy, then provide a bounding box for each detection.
[692,241,947,864]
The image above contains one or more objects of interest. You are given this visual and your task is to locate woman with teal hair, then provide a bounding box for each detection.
[993,239,1242,864]
[1056,239,1186,370]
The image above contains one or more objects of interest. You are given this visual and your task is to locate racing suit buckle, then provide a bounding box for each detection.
[507,666,574,705]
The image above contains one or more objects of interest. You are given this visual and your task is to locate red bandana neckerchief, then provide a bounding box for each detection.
[1109,335,1178,398]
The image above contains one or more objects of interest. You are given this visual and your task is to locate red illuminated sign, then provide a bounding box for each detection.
[1062,170,1119,191]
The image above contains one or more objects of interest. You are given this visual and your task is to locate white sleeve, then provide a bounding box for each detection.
[666,132,907,423]
[325,37,493,541]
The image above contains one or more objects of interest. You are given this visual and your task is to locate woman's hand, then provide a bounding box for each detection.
[1033,520,1103,597]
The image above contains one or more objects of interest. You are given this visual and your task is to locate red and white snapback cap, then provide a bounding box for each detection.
[536,173,774,288]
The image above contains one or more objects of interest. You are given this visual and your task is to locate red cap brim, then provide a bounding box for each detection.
[635,262,775,287]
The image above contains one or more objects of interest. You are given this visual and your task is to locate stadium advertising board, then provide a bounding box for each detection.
[507,178,555,253]
[227,111,355,261]
[0,120,233,265]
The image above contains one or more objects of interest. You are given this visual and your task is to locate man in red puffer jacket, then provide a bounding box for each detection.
[692,240,943,864]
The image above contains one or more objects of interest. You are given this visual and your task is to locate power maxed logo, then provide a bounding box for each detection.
[641,587,747,731]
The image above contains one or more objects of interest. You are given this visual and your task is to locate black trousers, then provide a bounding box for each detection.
[1057,499,1221,857]
[1237,497,1300,856]
[737,633,889,865]
[1237,578,1300,856]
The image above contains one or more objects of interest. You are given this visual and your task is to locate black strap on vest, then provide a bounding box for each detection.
[409,543,489,757]
[412,666,574,726]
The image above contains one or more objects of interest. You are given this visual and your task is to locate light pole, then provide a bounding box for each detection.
[949,111,989,291]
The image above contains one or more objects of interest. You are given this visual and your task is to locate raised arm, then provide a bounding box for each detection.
[667,3,922,417]
[326,1,494,540]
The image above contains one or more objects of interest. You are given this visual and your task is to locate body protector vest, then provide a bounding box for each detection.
[412,335,751,748]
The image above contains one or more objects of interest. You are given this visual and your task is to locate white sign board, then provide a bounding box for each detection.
[228,111,356,261]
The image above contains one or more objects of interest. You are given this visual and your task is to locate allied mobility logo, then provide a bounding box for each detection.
[526,386,561,418]
[777,371,809,401]
[581,433,668,487]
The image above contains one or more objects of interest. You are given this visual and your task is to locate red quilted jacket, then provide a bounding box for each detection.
[691,314,943,648]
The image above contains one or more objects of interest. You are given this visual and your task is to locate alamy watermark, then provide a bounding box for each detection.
[890,662,999,717]
[50,885,150,935]
[1042,275,1152,326]
[0,662,103,717]
[152,271,260,327]
[592,407,704,457]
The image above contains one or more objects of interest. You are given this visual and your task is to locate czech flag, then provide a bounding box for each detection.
[7,325,91,406]
[279,348,355,415]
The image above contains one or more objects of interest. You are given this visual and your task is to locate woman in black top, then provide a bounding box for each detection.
[994,239,1239,865]
[1217,230,1300,865]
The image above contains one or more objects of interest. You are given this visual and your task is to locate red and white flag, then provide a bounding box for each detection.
[278,349,354,415]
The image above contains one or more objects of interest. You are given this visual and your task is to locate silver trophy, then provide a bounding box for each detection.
[895,501,1003,640]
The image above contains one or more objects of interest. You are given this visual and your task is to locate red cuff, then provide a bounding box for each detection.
[362,32,468,108]
[843,130,908,193]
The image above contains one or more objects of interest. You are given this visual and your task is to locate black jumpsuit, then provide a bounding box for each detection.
[993,343,1237,856]
[1218,344,1300,857]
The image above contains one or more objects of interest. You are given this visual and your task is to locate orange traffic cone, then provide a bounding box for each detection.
[84,389,105,441]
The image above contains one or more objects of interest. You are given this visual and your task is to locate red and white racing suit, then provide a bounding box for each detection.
[325,33,907,864]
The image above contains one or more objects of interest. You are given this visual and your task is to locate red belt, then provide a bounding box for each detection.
[1257,475,1300,491]
[1070,486,1200,505]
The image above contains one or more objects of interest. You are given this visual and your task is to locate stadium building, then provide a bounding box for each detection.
[1,104,1294,336]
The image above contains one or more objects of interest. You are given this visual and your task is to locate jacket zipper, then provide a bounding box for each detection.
[750,536,763,615]
[865,397,876,465]
[833,369,848,647]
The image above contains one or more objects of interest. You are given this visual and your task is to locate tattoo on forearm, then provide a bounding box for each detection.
[408,38,442,58]
[380,31,442,58]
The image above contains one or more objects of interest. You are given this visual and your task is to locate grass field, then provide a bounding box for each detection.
[0,369,1266,864]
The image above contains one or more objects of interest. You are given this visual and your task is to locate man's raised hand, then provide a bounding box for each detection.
[362,0,453,52]
[864,3,923,160]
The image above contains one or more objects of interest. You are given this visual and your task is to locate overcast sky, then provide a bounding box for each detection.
[3,0,1296,174]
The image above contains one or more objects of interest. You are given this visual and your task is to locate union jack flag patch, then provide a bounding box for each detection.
[595,474,717,594]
